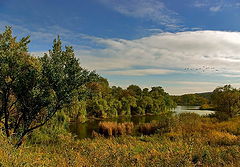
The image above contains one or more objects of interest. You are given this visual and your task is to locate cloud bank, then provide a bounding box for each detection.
[30,29,240,94]
[77,30,240,77]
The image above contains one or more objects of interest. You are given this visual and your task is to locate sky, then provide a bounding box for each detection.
[1,0,240,95]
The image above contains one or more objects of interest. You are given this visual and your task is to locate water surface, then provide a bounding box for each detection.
[69,106,215,139]
[173,106,214,115]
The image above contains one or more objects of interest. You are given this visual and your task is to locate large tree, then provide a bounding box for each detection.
[0,27,97,147]
[0,27,31,138]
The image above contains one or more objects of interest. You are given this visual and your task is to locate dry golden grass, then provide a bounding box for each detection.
[0,115,240,167]
[137,122,160,135]
[206,130,239,145]
[98,122,134,136]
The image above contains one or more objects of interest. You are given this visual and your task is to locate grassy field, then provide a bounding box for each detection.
[0,113,240,167]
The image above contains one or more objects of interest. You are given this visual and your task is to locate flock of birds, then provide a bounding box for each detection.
[184,66,220,73]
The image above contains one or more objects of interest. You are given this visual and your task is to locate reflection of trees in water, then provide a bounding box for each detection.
[70,107,215,139]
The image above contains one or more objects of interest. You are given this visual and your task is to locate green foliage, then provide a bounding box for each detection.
[27,111,70,145]
[83,83,175,117]
[61,97,87,122]
[0,27,97,146]
[87,97,109,118]
[127,85,142,97]
[0,26,50,145]
[106,98,122,117]
[212,85,240,119]
[40,37,98,106]
[76,78,176,118]
[172,94,209,106]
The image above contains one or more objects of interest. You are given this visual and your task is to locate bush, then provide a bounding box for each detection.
[27,111,71,145]
[200,104,213,110]
[214,111,231,121]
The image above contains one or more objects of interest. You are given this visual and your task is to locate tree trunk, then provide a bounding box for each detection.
[3,91,10,137]
[15,135,24,148]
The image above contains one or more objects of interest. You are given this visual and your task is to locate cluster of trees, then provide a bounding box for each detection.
[171,94,209,106]
[83,83,176,118]
[63,77,176,120]
[211,85,240,119]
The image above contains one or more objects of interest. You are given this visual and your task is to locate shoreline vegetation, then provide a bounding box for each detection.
[75,111,175,122]
[1,113,239,166]
[1,27,240,166]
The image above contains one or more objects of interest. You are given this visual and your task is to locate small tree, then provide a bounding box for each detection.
[212,85,240,119]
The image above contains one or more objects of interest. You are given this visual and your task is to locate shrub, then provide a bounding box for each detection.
[200,104,213,110]
[215,111,231,121]
[27,111,70,145]
[217,117,240,135]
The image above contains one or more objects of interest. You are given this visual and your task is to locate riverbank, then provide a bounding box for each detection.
[69,106,215,139]
[1,114,239,166]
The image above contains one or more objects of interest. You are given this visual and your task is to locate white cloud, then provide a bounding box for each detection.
[209,5,222,12]
[159,81,240,95]
[221,74,240,78]
[75,31,240,77]
[29,30,240,94]
[193,0,239,12]
[103,69,179,76]
[29,29,240,78]
[236,2,240,7]
[99,0,180,28]
[193,2,208,8]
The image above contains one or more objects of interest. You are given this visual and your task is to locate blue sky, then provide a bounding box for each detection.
[1,0,240,95]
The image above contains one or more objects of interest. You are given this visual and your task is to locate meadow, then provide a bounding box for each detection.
[0,113,239,167]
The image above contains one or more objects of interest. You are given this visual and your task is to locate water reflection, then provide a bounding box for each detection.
[173,106,214,115]
[69,106,215,139]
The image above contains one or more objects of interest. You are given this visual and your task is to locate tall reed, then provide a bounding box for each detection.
[98,122,134,136]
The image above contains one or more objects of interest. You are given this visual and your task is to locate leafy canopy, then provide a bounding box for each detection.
[0,27,98,147]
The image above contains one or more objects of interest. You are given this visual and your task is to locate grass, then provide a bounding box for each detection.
[98,122,134,136]
[0,114,240,167]
[137,122,160,135]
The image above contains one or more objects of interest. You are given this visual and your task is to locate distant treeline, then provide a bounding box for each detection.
[172,85,240,120]
[171,93,211,106]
